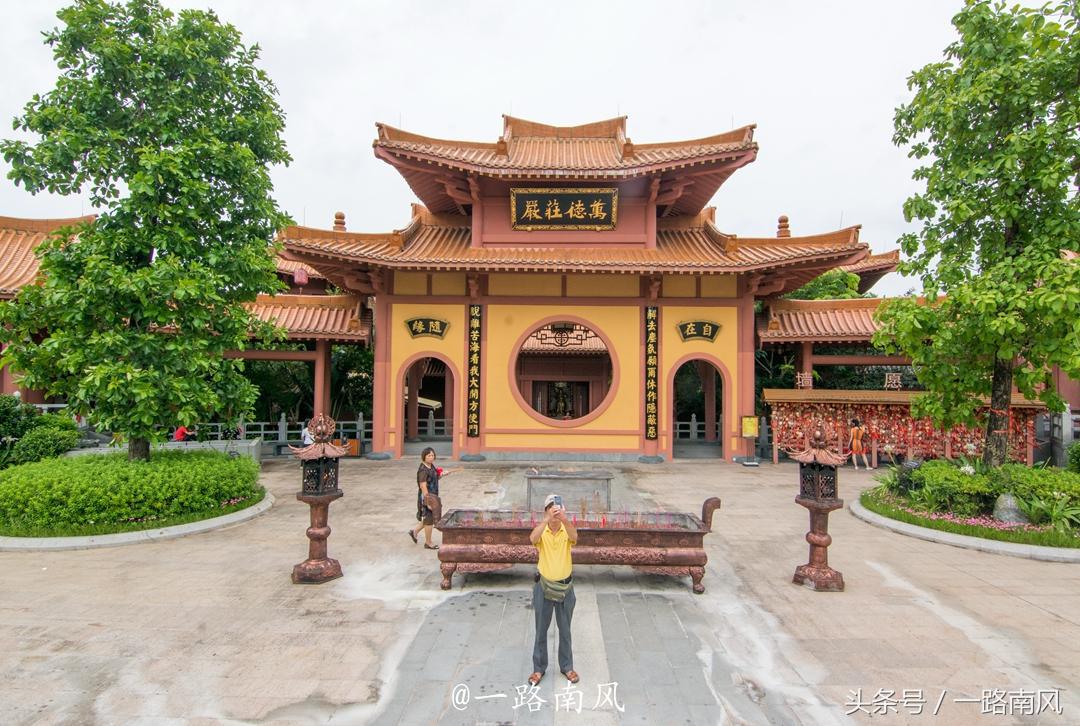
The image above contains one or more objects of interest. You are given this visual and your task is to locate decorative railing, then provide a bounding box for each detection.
[673,415,723,440]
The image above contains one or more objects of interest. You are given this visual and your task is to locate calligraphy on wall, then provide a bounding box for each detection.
[404,317,450,339]
[676,320,721,342]
[467,305,482,438]
[509,188,618,231]
[645,306,659,441]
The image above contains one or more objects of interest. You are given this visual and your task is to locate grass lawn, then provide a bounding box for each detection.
[0,488,266,538]
[861,488,1080,549]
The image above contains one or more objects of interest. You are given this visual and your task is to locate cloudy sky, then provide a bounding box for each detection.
[0,1,983,296]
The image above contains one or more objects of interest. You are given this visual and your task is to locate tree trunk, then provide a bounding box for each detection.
[983,355,1014,468]
[128,436,150,461]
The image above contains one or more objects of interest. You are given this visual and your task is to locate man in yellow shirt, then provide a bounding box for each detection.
[528,493,578,686]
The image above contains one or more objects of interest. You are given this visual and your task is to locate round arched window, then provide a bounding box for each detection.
[513,321,614,423]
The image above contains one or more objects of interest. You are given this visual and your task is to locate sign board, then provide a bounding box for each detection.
[677,320,721,342]
[741,415,760,439]
[404,317,449,339]
[510,188,617,231]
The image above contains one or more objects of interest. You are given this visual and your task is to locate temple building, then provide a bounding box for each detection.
[6,116,1066,462]
[279,115,872,461]
[4,116,1071,462]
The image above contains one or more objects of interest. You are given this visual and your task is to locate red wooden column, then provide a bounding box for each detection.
[406,362,422,441]
[698,361,717,442]
[799,341,814,378]
[313,339,331,416]
[370,297,390,454]
[443,370,454,433]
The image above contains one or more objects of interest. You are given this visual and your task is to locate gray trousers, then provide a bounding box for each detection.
[532,581,575,674]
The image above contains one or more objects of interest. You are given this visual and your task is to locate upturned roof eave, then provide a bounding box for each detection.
[375,143,759,181]
[281,239,866,276]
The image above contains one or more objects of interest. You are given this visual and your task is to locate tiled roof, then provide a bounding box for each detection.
[374,116,756,177]
[0,217,326,300]
[246,294,369,343]
[838,249,899,274]
[275,257,324,280]
[373,115,759,216]
[0,215,94,298]
[282,212,866,276]
[762,388,1044,408]
[758,298,884,343]
[837,249,899,293]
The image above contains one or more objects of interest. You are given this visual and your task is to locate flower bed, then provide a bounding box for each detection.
[864,460,1080,548]
[0,450,263,537]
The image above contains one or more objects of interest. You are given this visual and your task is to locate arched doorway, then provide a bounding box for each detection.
[671,358,724,459]
[400,354,458,459]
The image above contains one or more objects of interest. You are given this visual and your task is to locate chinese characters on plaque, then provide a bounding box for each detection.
[467,305,482,438]
[644,307,659,441]
[404,317,449,339]
[795,372,813,389]
[883,372,903,390]
[510,188,618,231]
[676,320,721,342]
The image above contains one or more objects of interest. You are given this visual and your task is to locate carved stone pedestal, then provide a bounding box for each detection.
[292,491,344,584]
[792,497,844,592]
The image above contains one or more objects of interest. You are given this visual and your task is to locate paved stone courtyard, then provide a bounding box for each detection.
[1,459,1078,725]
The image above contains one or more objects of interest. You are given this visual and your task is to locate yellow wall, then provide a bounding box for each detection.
[484,304,642,450]
[662,275,696,297]
[484,434,641,449]
[488,274,562,296]
[431,272,465,296]
[394,272,427,295]
[565,274,638,297]
[701,275,737,298]
[383,296,745,456]
[388,303,467,432]
[660,305,741,453]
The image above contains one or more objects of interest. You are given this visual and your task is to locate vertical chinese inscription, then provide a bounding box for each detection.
[644,306,659,441]
[467,304,482,438]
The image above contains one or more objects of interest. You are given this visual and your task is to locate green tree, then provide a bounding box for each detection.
[784,269,864,300]
[0,0,290,460]
[875,0,1080,466]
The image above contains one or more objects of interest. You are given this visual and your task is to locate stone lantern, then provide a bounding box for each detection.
[290,414,347,584]
[789,426,846,592]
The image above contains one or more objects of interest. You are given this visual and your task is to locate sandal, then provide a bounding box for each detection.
[562,670,579,684]
[424,544,439,550]
[528,672,543,686]
[408,530,418,544]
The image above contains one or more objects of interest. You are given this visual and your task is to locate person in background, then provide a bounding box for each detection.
[409,447,460,549]
[173,425,189,442]
[527,493,579,686]
[849,418,873,470]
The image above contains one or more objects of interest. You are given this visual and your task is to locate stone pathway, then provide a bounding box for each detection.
[0,458,1077,725]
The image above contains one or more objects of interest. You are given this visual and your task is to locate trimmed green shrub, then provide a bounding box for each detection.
[24,412,78,435]
[907,460,993,516]
[0,395,40,439]
[11,427,80,465]
[988,464,1080,501]
[1068,442,1080,475]
[0,450,261,531]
